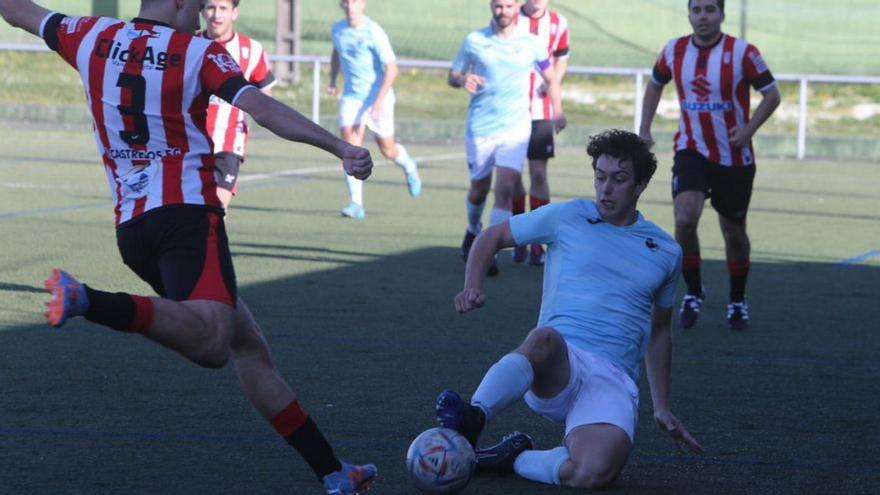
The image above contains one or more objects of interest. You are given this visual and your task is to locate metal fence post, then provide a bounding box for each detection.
[312,60,321,125]
[633,71,644,133]
[797,77,808,160]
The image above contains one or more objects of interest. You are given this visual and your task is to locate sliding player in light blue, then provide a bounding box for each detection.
[438,130,703,489]
[329,0,421,219]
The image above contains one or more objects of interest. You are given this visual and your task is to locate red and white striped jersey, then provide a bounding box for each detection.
[514,7,570,120]
[201,31,275,159]
[652,34,776,167]
[40,13,253,226]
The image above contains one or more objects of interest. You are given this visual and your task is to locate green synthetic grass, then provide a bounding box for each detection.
[2,0,879,75]
[0,123,878,493]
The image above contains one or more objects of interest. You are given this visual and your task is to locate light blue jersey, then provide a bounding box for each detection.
[509,199,682,381]
[331,17,396,105]
[452,26,549,137]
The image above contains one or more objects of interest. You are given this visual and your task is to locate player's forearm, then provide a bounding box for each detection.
[645,316,673,413]
[640,82,664,135]
[248,93,347,158]
[553,58,568,84]
[375,62,398,101]
[329,50,341,87]
[464,223,514,289]
[744,86,781,138]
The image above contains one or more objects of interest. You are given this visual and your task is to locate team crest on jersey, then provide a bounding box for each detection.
[126,27,159,40]
[723,52,732,65]
[207,53,241,73]
[61,16,85,34]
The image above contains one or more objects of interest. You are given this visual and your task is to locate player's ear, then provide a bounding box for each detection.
[231,6,240,21]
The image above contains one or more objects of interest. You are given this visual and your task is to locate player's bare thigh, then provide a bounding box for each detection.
[515,326,571,399]
[560,423,632,489]
[341,125,367,146]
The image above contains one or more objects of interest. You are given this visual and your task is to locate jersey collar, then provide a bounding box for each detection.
[131,17,172,29]
[690,32,726,50]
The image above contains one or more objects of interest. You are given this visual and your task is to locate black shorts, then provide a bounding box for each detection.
[527,119,555,160]
[116,204,237,306]
[672,149,756,221]
[214,152,243,193]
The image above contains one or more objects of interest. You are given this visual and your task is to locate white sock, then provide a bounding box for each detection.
[344,172,363,206]
[466,199,485,234]
[513,447,569,485]
[393,143,417,174]
[489,207,512,227]
[471,353,533,422]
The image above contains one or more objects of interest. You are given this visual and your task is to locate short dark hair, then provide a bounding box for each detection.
[688,0,724,13]
[586,129,657,185]
[200,0,240,8]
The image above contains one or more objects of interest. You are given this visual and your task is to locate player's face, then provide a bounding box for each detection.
[340,0,367,24]
[491,0,518,29]
[688,0,724,42]
[201,0,239,40]
[525,0,550,15]
[593,155,647,225]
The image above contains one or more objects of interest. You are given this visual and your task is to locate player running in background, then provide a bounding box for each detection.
[511,0,570,266]
[450,0,565,276]
[438,130,702,489]
[329,0,421,220]
[200,0,275,210]
[640,0,780,331]
[0,1,375,493]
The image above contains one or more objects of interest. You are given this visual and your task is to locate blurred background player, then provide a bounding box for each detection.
[511,0,570,266]
[450,0,565,276]
[439,130,702,489]
[0,0,376,493]
[200,0,276,210]
[640,0,780,331]
[329,0,421,220]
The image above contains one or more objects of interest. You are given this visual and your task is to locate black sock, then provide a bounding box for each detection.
[83,286,152,332]
[284,418,342,481]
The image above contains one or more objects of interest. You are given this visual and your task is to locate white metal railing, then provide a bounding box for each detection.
[4,43,880,161]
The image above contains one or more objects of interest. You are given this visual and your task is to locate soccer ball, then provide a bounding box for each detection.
[406,427,476,494]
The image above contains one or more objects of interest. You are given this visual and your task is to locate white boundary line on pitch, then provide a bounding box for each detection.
[237,152,465,183]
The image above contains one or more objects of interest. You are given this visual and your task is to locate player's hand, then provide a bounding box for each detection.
[342,145,373,180]
[728,126,752,148]
[654,409,704,454]
[327,85,338,96]
[463,74,485,94]
[454,288,486,314]
[639,130,655,149]
[554,114,567,134]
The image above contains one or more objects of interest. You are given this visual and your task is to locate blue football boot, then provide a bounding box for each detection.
[435,389,485,448]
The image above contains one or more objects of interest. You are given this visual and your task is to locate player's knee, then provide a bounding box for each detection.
[518,327,563,367]
[674,214,699,233]
[567,459,621,489]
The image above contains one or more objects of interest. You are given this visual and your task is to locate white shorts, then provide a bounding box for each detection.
[465,125,530,181]
[338,92,395,138]
[524,345,639,443]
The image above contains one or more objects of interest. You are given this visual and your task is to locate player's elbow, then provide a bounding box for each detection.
[0,4,18,27]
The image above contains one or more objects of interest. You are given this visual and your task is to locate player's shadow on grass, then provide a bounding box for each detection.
[1,250,878,494]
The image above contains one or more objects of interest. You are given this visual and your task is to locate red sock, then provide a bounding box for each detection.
[130,296,153,334]
[270,400,310,437]
[682,252,702,295]
[271,400,342,480]
[512,194,526,215]
[727,259,751,302]
[530,195,549,211]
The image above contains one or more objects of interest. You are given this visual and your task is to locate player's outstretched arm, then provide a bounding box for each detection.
[639,81,665,148]
[645,305,704,454]
[454,222,517,313]
[235,88,372,179]
[539,66,566,133]
[0,0,51,36]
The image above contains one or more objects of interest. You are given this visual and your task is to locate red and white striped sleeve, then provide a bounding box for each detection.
[40,13,101,68]
[651,40,674,86]
[200,41,254,106]
[553,15,570,60]
[743,44,776,92]
[249,41,276,89]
